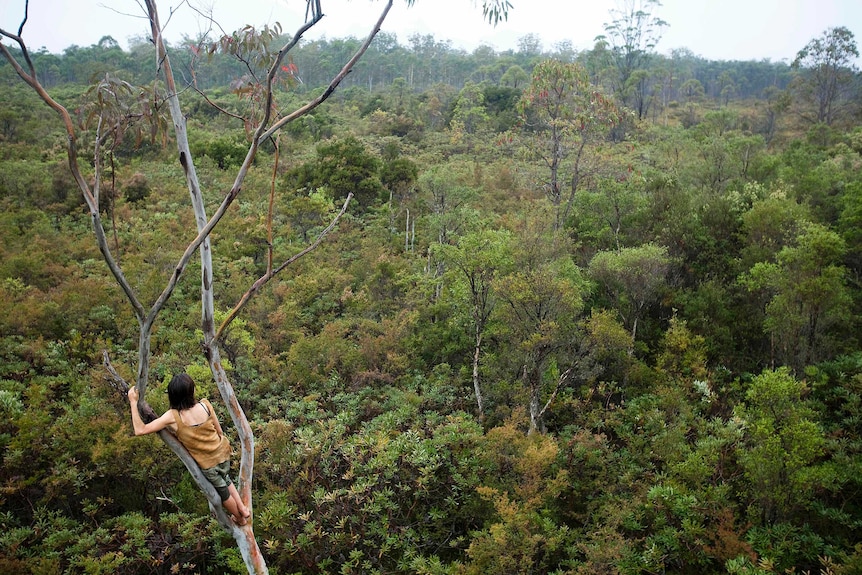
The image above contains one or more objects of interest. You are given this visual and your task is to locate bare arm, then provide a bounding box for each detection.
[128,387,175,435]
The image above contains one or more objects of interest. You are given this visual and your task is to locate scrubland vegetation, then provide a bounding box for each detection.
[1,10,862,574]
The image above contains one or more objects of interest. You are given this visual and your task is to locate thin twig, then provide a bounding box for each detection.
[102,350,130,393]
[190,84,246,121]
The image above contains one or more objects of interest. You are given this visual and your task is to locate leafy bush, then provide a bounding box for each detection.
[123,172,150,203]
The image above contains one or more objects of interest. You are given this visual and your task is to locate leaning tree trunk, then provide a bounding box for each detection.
[142,2,267,571]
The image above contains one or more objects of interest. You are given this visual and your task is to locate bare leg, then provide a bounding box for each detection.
[223,484,250,525]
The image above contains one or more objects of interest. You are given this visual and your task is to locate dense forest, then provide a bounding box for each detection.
[2,3,862,574]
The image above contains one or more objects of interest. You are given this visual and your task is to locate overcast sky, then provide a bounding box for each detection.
[1,0,861,64]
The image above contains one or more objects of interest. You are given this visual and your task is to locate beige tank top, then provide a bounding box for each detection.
[172,398,231,469]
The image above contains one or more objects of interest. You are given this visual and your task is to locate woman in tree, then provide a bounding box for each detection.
[127,373,251,525]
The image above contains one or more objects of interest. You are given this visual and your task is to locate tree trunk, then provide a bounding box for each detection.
[528,385,542,435]
[524,365,543,435]
[472,328,484,420]
[405,208,411,252]
[144,2,267,571]
[561,138,588,229]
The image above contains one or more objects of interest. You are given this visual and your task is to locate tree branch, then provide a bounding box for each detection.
[260,0,394,141]
[215,192,353,340]
[190,84,247,121]
[537,366,575,422]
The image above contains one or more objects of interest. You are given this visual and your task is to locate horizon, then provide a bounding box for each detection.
[0,0,860,66]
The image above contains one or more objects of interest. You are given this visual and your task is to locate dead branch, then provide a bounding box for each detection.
[537,366,576,422]
[260,0,394,141]
[216,192,353,340]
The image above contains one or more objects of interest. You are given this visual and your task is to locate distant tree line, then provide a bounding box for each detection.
[1,29,801,102]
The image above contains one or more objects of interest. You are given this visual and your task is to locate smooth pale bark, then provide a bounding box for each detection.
[525,365,574,435]
[142,1,267,570]
[472,328,485,419]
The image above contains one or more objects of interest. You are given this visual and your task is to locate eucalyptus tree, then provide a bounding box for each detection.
[0,1,511,573]
[688,110,767,194]
[516,59,620,230]
[588,243,669,345]
[434,228,513,419]
[572,174,648,252]
[735,368,825,524]
[740,222,852,373]
[452,79,490,134]
[679,77,705,126]
[792,26,859,126]
[500,64,530,88]
[497,256,586,434]
[380,153,419,236]
[494,208,587,434]
[761,86,791,143]
[597,0,668,119]
[418,163,480,300]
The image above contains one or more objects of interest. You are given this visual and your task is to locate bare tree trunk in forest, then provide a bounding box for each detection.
[525,365,543,435]
[561,139,588,228]
[472,328,484,420]
[406,208,411,252]
[526,364,573,435]
[548,124,563,229]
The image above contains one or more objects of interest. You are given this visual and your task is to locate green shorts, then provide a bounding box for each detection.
[201,460,233,502]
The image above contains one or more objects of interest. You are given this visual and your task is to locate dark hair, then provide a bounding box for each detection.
[167,373,196,410]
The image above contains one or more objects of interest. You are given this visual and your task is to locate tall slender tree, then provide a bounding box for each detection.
[436,228,513,420]
[597,0,668,119]
[517,59,620,230]
[588,243,669,345]
[792,26,860,126]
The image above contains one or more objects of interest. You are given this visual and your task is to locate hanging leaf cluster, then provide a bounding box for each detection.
[79,73,169,150]
[203,23,303,134]
[207,22,285,73]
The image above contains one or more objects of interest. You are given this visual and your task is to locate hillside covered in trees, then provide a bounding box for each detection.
[2,3,862,574]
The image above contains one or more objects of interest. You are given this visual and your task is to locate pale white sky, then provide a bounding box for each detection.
[1,0,861,64]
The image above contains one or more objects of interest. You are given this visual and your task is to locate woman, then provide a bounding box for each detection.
[128,373,250,526]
